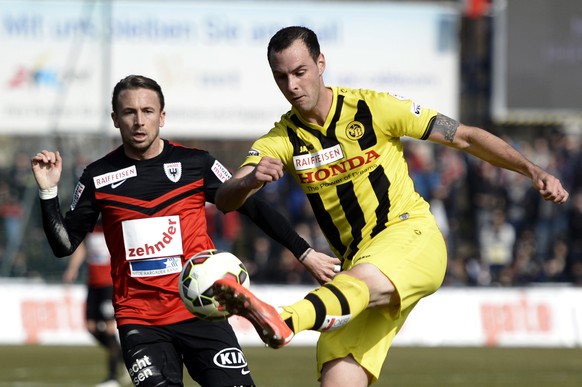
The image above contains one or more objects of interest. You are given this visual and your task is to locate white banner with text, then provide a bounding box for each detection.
[1,283,581,347]
[1,1,459,138]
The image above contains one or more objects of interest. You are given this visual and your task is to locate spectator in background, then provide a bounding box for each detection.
[568,192,582,265]
[0,184,23,233]
[479,208,516,285]
[204,202,241,252]
[470,160,509,232]
[542,237,569,283]
[406,141,441,201]
[511,227,542,285]
[434,146,466,257]
[504,171,531,236]
[526,137,570,261]
[549,129,578,201]
[277,248,314,284]
[0,182,24,276]
[63,222,125,387]
[8,152,31,200]
[247,235,274,283]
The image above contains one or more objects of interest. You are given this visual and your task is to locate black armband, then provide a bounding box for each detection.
[236,196,311,258]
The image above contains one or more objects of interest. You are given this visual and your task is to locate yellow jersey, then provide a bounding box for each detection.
[243,86,438,261]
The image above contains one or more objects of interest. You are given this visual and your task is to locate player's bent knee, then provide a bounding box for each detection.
[347,264,396,308]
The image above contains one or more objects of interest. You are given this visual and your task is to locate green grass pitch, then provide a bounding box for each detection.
[0,345,581,386]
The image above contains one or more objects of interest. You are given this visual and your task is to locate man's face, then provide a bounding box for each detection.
[269,39,325,116]
[111,88,165,160]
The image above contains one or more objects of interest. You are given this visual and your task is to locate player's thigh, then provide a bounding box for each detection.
[319,215,447,382]
[174,319,255,387]
[118,324,183,387]
[353,214,447,312]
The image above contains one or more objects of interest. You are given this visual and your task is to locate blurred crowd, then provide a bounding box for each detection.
[1,128,582,287]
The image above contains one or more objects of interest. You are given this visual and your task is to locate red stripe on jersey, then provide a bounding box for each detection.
[95,179,204,208]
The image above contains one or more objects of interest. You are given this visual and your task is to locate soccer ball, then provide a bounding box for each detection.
[179,249,250,320]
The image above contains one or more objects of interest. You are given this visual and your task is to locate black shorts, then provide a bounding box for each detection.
[86,285,115,322]
[118,318,255,387]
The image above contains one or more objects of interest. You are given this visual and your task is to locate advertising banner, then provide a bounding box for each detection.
[1,1,459,138]
[1,283,581,347]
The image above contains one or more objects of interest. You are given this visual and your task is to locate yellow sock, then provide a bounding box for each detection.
[280,274,370,333]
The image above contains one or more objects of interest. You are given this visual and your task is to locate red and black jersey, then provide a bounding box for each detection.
[40,139,309,326]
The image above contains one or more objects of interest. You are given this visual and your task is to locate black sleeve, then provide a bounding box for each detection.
[201,151,310,258]
[236,195,311,259]
[39,162,105,258]
[39,197,87,257]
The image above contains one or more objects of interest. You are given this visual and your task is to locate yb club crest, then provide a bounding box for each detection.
[345,121,365,140]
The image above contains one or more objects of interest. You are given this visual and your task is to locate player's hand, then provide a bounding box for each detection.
[246,156,284,187]
[31,150,63,190]
[301,250,342,285]
[532,169,569,204]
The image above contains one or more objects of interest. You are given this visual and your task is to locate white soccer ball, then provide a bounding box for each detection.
[179,249,250,320]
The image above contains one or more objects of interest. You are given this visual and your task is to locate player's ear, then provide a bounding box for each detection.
[317,53,326,76]
[159,110,166,128]
[111,112,120,128]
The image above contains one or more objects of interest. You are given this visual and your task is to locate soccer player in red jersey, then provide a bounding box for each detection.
[31,74,338,387]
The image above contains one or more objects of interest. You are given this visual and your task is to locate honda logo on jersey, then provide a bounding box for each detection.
[164,162,182,183]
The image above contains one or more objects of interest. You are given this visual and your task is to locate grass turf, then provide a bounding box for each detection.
[0,345,581,386]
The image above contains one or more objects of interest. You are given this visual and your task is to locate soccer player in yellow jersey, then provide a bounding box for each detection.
[213,26,569,386]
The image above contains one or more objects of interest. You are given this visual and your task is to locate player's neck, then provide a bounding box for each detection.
[299,87,332,127]
[125,138,164,160]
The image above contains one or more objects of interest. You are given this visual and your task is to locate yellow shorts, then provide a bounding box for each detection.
[316,213,447,383]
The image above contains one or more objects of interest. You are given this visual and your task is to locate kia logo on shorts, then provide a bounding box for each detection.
[213,347,248,369]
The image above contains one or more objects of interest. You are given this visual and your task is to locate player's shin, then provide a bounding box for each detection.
[281,274,369,333]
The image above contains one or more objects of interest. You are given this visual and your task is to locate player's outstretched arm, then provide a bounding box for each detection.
[427,114,569,204]
[216,157,284,212]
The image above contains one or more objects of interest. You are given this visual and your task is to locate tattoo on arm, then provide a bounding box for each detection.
[433,113,459,143]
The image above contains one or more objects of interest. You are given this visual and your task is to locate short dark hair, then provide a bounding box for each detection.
[267,26,321,65]
[111,75,165,114]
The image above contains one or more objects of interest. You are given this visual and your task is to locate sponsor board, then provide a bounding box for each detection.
[1,283,581,347]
